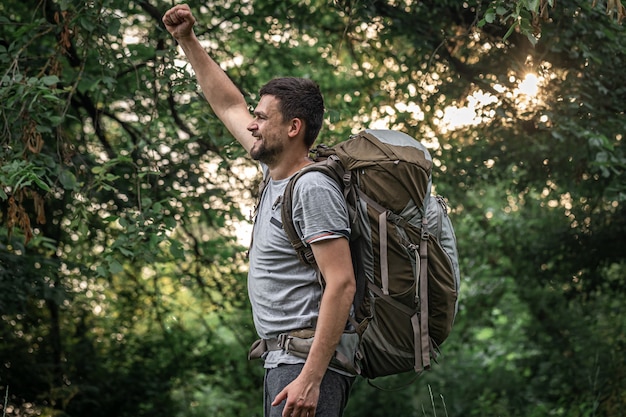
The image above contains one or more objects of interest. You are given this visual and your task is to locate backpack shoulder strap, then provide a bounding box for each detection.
[247,174,271,258]
[281,155,347,266]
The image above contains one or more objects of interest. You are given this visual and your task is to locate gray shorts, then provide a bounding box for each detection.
[264,364,355,417]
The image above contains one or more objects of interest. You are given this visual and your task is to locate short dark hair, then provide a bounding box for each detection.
[259,77,324,148]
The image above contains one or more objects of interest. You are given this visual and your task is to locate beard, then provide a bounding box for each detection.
[250,137,283,166]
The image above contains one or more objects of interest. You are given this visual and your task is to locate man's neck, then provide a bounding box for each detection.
[267,154,313,181]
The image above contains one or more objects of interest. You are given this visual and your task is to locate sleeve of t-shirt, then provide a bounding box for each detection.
[291,171,350,246]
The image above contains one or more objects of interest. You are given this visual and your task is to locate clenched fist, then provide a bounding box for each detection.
[162,4,196,40]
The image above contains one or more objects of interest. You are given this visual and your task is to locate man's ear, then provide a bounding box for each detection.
[287,118,304,138]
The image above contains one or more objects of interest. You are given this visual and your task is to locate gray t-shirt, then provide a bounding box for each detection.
[248,166,351,369]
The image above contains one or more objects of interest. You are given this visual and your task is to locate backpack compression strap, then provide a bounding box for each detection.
[419,216,432,370]
[357,190,432,372]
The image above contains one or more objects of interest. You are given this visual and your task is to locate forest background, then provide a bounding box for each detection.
[1,0,625,416]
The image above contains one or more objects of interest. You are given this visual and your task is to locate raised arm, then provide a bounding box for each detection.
[162,4,255,153]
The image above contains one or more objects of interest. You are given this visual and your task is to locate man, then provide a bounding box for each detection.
[162,5,357,417]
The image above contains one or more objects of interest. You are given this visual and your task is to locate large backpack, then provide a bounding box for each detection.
[278,129,460,379]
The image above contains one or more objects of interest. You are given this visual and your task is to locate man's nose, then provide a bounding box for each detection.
[247,120,257,132]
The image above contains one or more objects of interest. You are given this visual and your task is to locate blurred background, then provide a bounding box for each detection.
[1,1,624,416]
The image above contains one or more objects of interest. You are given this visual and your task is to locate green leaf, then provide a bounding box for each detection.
[169,239,185,259]
[108,260,124,274]
[48,115,64,126]
[41,75,60,86]
[118,247,134,257]
[79,17,96,32]
[525,0,540,12]
[95,265,107,277]
[163,216,177,229]
[33,177,51,192]
[503,22,517,40]
[107,19,121,36]
[78,77,100,93]
[35,124,52,133]
[59,169,78,190]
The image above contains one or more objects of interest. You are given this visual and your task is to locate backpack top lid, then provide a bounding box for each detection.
[364,129,434,163]
[332,129,434,217]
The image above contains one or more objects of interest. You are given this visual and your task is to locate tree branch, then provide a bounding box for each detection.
[72,92,116,160]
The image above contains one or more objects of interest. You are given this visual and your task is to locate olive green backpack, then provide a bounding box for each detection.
[279,129,460,379]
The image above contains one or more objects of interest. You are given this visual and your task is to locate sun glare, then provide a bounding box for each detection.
[439,90,498,132]
[517,73,540,97]
[438,73,544,131]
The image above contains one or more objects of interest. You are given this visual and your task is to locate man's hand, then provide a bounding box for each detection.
[272,373,320,417]
[162,4,196,40]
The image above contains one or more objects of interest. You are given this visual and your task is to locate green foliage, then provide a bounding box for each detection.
[479,0,625,44]
[1,0,256,415]
[1,0,625,416]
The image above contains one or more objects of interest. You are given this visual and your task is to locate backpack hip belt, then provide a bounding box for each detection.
[248,328,358,374]
[247,328,316,361]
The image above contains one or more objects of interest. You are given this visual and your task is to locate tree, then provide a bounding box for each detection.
[1,1,261,415]
[333,1,626,415]
[1,0,624,416]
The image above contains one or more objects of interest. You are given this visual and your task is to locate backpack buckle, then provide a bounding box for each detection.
[277,333,289,350]
[421,216,429,241]
[342,171,352,187]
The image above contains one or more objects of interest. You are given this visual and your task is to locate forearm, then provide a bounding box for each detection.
[176,34,243,112]
[301,278,355,381]
[175,33,253,151]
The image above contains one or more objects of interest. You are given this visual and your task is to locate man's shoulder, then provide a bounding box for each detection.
[291,168,348,216]
[294,168,341,190]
